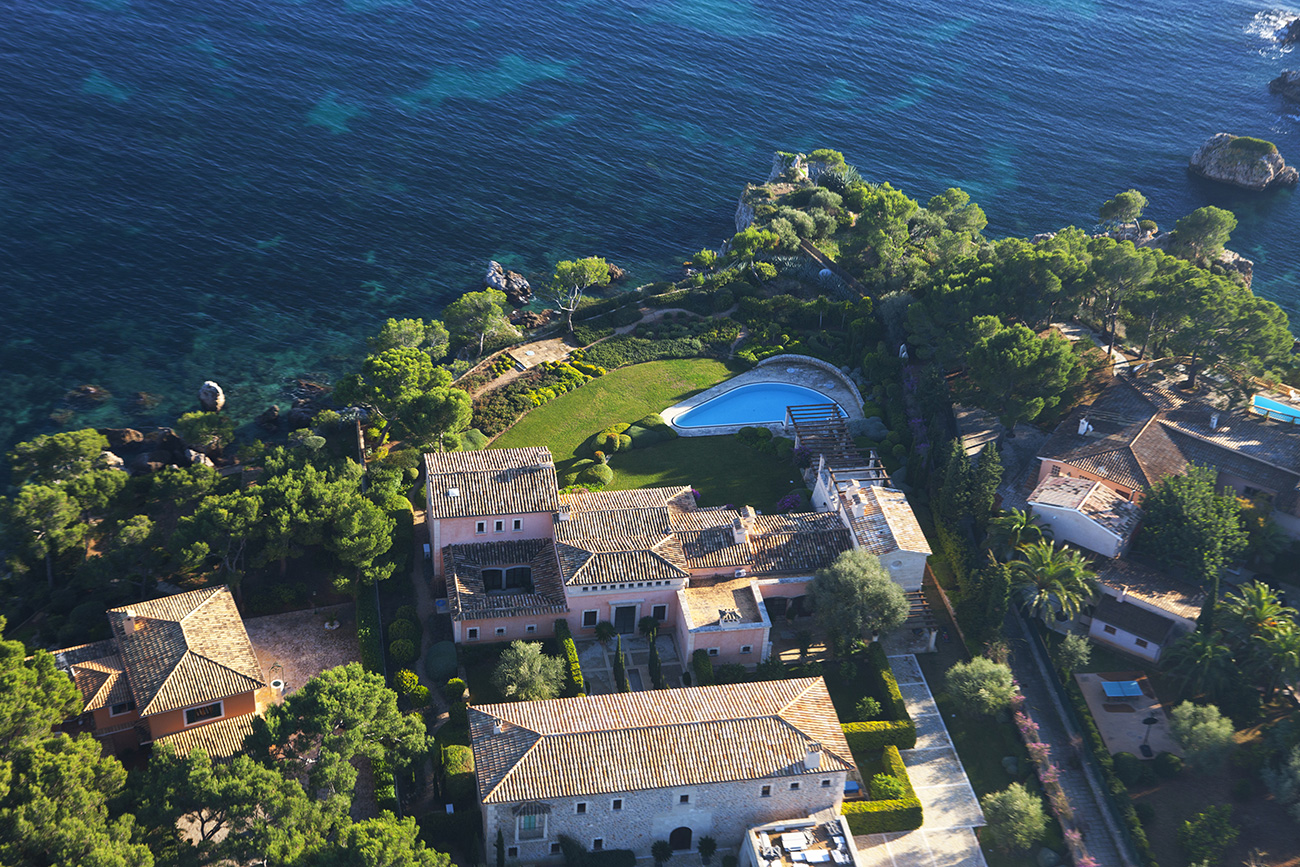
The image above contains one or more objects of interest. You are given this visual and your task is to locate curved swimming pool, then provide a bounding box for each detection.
[673,383,842,428]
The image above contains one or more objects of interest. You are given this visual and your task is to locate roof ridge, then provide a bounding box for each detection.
[137,648,188,714]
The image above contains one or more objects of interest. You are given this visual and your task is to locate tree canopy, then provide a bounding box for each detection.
[548,258,612,332]
[1172,205,1237,264]
[1098,189,1148,228]
[809,549,909,653]
[492,641,565,702]
[1137,465,1247,585]
[442,289,519,358]
[962,317,1085,429]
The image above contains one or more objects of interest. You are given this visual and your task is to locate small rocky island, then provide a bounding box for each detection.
[1189,133,1298,191]
[1269,70,1300,103]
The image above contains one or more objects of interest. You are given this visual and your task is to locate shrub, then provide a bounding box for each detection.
[871,773,905,800]
[492,640,565,701]
[1113,752,1143,788]
[855,696,883,721]
[444,677,467,701]
[1154,750,1183,778]
[387,619,417,641]
[980,783,1048,852]
[1170,701,1235,773]
[692,649,716,686]
[842,746,923,833]
[394,604,418,622]
[945,657,1016,717]
[553,619,586,696]
[389,639,416,664]
[1178,804,1239,865]
[425,641,458,682]
[408,685,430,707]
[1135,801,1156,826]
[625,424,663,448]
[395,669,420,694]
[1138,219,1158,234]
[715,663,747,684]
[578,463,614,486]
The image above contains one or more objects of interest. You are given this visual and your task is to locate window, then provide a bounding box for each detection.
[652,604,667,621]
[517,813,544,841]
[513,518,523,532]
[551,844,563,855]
[508,848,519,858]
[495,520,505,533]
[184,701,223,726]
[476,521,487,534]
[707,648,719,657]
[760,785,771,798]
[741,645,753,654]
[1135,638,1149,649]
[583,610,598,628]
[821,779,832,788]
[678,794,690,805]
[592,839,604,852]
[576,803,587,815]
[1103,625,1118,636]
[611,798,623,811]
[506,566,533,590]
[467,627,480,640]
[109,700,136,717]
[789,782,800,791]
[526,624,537,634]
[495,627,507,636]
[483,569,505,591]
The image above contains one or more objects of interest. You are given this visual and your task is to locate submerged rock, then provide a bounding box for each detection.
[1269,70,1300,102]
[1189,133,1299,191]
[198,380,225,411]
[256,405,280,431]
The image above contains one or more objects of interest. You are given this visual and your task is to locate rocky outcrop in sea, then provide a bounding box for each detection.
[1282,17,1300,45]
[1189,133,1299,191]
[484,261,532,307]
[1270,70,1300,102]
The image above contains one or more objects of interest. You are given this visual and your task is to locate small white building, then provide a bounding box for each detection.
[1027,476,1141,559]
[1085,560,1204,663]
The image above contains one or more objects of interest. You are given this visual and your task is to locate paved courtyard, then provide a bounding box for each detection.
[243,603,359,707]
[576,634,684,693]
[854,654,987,867]
[1075,671,1180,758]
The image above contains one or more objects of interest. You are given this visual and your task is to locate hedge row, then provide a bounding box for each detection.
[374,754,398,813]
[842,746,923,834]
[841,719,918,751]
[578,335,708,370]
[356,585,384,675]
[554,619,586,697]
[692,649,715,686]
[441,743,476,808]
[864,643,915,736]
[1065,678,1156,865]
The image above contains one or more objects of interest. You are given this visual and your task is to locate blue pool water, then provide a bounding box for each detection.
[1252,393,1300,423]
[674,383,841,429]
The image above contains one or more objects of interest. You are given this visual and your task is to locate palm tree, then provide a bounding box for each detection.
[1220,581,1298,653]
[652,841,674,867]
[1253,618,1300,700]
[1008,541,1096,622]
[987,509,1052,561]
[1164,629,1235,698]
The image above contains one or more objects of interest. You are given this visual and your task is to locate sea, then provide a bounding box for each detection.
[1,0,1297,451]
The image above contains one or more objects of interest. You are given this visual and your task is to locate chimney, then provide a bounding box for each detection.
[447,487,460,498]
[121,609,138,634]
[493,719,505,735]
[1077,417,1091,436]
[804,743,822,770]
[558,504,571,522]
[1210,412,1220,430]
[732,517,748,544]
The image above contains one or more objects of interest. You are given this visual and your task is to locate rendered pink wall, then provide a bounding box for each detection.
[456,616,557,644]
[567,586,682,636]
[427,512,555,575]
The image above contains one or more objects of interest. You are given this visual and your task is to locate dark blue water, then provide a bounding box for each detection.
[2,0,1297,447]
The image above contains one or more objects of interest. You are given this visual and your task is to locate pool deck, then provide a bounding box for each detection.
[662,359,863,437]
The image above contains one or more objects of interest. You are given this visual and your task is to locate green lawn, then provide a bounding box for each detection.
[608,436,801,509]
[492,358,737,460]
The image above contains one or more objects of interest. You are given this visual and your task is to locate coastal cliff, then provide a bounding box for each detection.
[1189,133,1298,191]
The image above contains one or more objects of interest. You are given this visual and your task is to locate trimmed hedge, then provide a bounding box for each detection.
[842,719,918,751]
[356,586,384,675]
[842,746,923,833]
[554,619,586,697]
[692,649,716,686]
[865,643,913,728]
[441,744,476,807]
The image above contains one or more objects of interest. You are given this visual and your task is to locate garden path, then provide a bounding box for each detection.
[1006,612,1135,866]
[853,654,986,867]
[407,508,450,818]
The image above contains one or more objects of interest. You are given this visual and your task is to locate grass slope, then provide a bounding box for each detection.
[492,358,735,459]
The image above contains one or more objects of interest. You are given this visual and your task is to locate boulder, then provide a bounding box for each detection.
[1283,18,1300,45]
[187,449,215,469]
[198,380,225,411]
[102,450,125,470]
[286,406,314,430]
[256,405,280,431]
[485,261,532,306]
[607,262,628,282]
[143,427,187,457]
[65,384,112,405]
[1217,247,1255,288]
[509,309,551,329]
[1269,70,1300,102]
[1001,756,1020,776]
[1189,133,1299,191]
[99,428,143,451]
[1030,232,1057,244]
[127,454,165,476]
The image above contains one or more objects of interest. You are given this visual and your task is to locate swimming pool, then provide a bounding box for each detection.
[673,383,842,429]
[1253,393,1300,423]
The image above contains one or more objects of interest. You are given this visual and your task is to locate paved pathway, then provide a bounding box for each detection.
[854,654,987,867]
[1005,613,1134,867]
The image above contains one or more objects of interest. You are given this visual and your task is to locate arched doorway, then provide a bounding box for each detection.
[669,827,692,851]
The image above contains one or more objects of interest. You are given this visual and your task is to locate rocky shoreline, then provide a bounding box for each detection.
[1189,133,1298,191]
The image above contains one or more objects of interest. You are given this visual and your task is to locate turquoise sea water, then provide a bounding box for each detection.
[1,0,1297,449]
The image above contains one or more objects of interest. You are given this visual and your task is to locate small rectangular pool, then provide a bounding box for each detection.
[1252,393,1300,423]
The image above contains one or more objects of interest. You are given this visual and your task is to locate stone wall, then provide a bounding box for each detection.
[756,354,864,410]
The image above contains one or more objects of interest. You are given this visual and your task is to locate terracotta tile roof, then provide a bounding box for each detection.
[554,507,671,541]
[1093,594,1179,644]
[844,486,931,556]
[1028,476,1142,544]
[425,448,559,519]
[445,539,568,621]
[69,653,133,712]
[682,578,765,627]
[153,713,256,762]
[470,677,854,803]
[556,542,689,586]
[1094,558,1206,621]
[674,508,851,576]
[107,586,264,717]
[560,486,696,513]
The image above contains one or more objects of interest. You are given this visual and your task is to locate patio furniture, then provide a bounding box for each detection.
[780,833,810,851]
[805,851,832,863]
